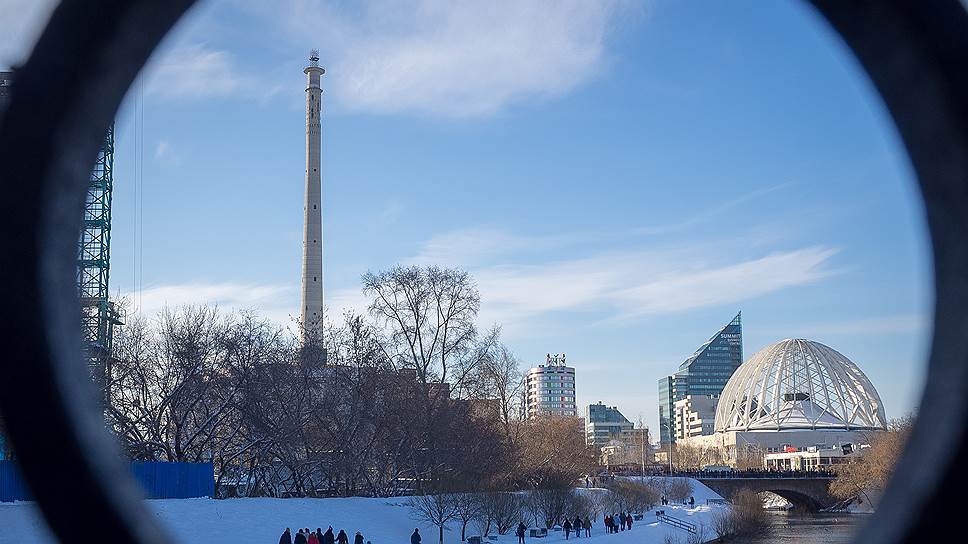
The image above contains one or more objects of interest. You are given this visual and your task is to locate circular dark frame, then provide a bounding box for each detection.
[0,1,966,542]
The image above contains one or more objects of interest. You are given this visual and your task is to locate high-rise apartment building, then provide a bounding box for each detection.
[585,402,633,446]
[525,353,576,419]
[658,312,742,445]
[674,395,719,440]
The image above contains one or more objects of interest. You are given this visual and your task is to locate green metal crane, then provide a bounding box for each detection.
[77,124,122,400]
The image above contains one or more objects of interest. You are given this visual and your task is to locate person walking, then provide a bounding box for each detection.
[573,516,582,538]
[354,531,364,544]
[411,528,422,544]
[563,519,572,540]
[516,522,527,544]
[315,529,324,543]
[627,515,633,531]
[604,515,612,534]
[583,517,591,537]
[323,527,335,544]
[295,529,308,544]
[280,528,293,544]
[337,529,349,544]
[308,531,320,544]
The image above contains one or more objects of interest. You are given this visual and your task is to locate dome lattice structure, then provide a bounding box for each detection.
[715,339,887,432]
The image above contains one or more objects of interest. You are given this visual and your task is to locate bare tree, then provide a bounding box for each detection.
[665,478,693,502]
[453,493,485,541]
[516,417,598,489]
[363,266,493,401]
[606,480,660,513]
[476,492,524,535]
[409,492,460,544]
[363,266,498,487]
[528,487,576,529]
[831,415,914,504]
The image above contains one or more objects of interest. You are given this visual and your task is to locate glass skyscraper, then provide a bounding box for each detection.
[585,402,633,446]
[658,312,743,445]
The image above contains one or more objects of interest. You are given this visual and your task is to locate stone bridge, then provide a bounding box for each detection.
[697,477,838,510]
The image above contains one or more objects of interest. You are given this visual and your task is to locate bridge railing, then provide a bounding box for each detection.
[657,512,697,534]
[676,470,835,479]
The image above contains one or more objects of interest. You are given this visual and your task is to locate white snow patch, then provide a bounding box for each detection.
[0,479,725,543]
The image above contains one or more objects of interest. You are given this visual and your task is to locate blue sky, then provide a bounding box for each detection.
[2,0,932,433]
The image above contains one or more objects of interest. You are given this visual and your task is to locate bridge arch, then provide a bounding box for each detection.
[762,489,824,511]
[697,477,838,511]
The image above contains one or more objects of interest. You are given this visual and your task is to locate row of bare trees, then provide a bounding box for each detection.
[101,265,598,497]
[408,479,685,544]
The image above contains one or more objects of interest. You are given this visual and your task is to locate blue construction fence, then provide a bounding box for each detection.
[0,460,213,502]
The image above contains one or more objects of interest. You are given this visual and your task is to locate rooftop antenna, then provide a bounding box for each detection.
[309,49,320,67]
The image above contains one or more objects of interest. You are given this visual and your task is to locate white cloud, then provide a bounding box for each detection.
[273,0,638,117]
[608,247,838,318]
[387,225,842,332]
[326,286,370,318]
[122,282,296,325]
[121,281,372,330]
[473,246,838,329]
[144,43,248,99]
[154,140,170,160]
[406,226,571,267]
[0,0,56,69]
[153,139,184,166]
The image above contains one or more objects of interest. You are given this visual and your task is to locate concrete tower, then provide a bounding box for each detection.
[301,51,325,343]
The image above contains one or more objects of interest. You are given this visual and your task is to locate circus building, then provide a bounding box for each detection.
[677,339,888,468]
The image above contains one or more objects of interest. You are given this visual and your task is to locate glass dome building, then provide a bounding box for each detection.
[715,339,888,433]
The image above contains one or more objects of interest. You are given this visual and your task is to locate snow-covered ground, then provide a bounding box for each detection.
[0,478,726,544]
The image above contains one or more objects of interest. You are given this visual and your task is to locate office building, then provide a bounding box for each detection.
[658,312,743,445]
[585,402,633,446]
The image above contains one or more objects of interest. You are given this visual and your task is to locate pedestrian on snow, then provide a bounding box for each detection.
[516,522,527,544]
[323,527,335,544]
[563,519,572,540]
[573,517,582,538]
[627,515,633,531]
[337,529,349,544]
[604,516,612,534]
[583,517,591,537]
[308,531,320,544]
[280,528,293,544]
[621,513,627,531]
[354,532,364,544]
[295,529,308,544]
[316,529,324,543]
[411,528,422,544]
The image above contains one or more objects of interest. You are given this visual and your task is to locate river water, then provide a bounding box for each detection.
[726,513,864,543]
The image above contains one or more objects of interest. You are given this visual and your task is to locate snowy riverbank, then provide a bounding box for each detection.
[0,478,726,544]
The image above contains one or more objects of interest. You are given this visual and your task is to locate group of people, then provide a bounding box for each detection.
[561,516,591,539]
[278,527,365,544]
[659,496,695,507]
[603,512,633,534]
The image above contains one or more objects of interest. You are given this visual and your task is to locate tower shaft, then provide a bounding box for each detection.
[301,56,325,343]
